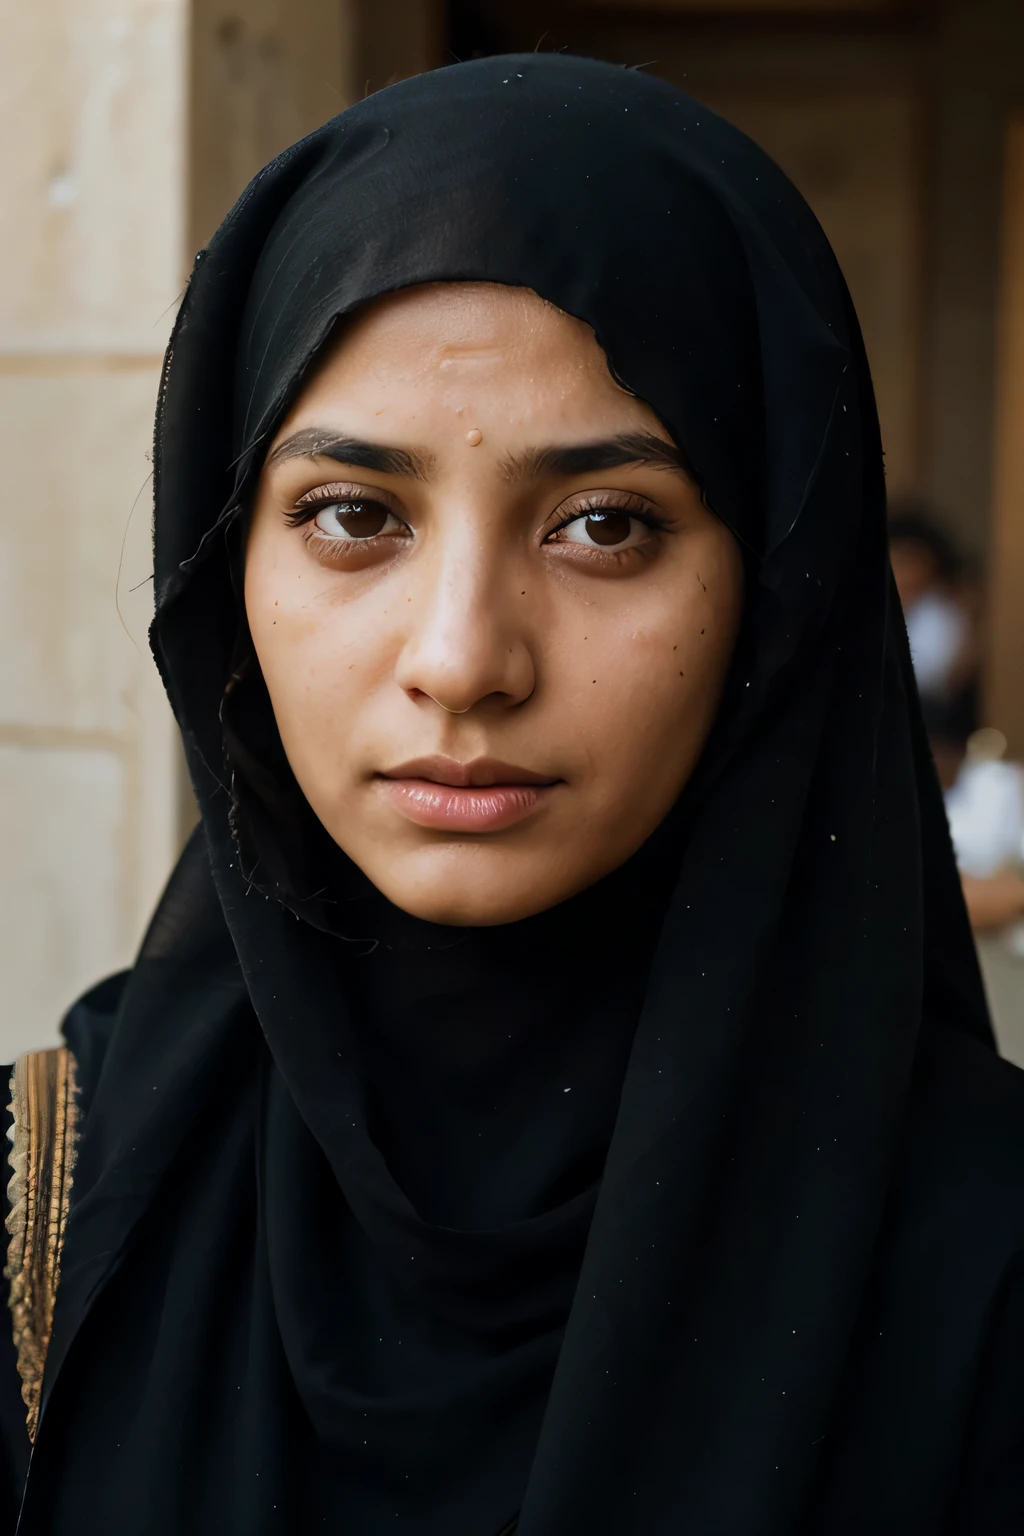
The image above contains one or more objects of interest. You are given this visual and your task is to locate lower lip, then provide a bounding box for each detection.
[377,778,556,832]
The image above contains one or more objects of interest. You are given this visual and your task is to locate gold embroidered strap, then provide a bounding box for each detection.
[5,1047,78,1442]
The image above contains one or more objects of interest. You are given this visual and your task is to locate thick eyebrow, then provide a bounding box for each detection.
[498,431,693,484]
[266,428,435,481]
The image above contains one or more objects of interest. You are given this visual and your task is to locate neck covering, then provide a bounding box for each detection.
[26,53,993,1536]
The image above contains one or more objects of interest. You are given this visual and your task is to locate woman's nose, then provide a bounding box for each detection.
[394,542,535,715]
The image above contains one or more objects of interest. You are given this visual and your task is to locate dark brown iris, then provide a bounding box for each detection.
[583,510,632,546]
[333,501,389,538]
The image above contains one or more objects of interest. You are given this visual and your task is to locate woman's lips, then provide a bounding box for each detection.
[376,757,559,833]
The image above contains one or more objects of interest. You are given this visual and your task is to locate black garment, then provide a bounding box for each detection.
[6,51,1024,1536]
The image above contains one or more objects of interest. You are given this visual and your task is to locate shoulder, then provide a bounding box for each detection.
[0,969,129,1207]
[893,1024,1024,1265]
[59,970,130,1121]
[910,1034,1024,1526]
[0,972,130,1446]
[909,1023,1024,1169]
[0,970,129,1221]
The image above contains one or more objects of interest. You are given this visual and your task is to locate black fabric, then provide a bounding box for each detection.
[10,51,1024,1536]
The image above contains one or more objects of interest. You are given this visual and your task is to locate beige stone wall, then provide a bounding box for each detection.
[0,0,187,1060]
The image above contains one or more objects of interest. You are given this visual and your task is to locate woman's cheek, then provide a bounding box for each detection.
[568,626,679,753]
[606,612,721,774]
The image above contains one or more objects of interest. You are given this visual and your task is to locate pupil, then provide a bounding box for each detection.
[585,511,631,546]
[339,502,388,538]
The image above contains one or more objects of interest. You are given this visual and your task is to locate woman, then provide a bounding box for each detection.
[3,54,1023,1535]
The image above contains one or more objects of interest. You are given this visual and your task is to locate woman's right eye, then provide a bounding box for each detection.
[312,500,404,541]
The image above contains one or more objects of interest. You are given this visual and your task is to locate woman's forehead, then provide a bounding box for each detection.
[305,283,596,372]
[269,283,655,445]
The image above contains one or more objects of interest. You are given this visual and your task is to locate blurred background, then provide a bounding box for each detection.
[2,0,1023,1060]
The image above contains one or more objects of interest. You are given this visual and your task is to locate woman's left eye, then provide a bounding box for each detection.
[312,500,404,540]
[551,509,648,550]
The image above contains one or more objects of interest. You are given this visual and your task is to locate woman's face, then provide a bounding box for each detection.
[246,283,743,925]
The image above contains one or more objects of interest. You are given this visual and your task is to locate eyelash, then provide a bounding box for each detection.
[285,484,672,565]
[547,492,669,540]
[284,484,376,527]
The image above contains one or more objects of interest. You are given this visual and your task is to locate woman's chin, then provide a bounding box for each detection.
[345,842,601,928]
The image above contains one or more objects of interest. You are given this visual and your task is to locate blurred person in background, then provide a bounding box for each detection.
[889,502,1024,936]
[4,56,1024,1536]
[947,728,1024,935]
[888,501,978,764]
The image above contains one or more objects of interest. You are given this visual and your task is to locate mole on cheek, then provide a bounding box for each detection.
[465,428,483,446]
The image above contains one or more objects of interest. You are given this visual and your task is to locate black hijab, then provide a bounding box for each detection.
[21,53,1001,1536]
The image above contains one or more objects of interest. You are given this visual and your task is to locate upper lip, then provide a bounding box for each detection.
[379,756,559,788]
